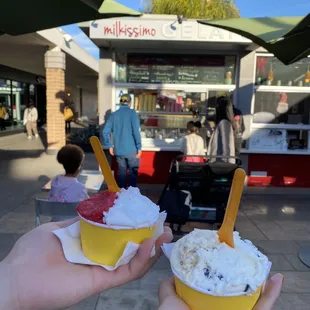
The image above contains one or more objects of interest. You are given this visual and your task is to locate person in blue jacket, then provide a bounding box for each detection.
[103,94,142,188]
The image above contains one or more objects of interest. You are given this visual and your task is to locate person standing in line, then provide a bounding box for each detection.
[64,103,74,134]
[0,102,7,131]
[232,105,245,157]
[230,92,245,156]
[208,96,236,163]
[23,100,39,139]
[103,94,142,188]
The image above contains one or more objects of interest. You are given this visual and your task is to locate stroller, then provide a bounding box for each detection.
[158,154,242,233]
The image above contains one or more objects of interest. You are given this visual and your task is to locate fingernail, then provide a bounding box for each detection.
[271,273,284,283]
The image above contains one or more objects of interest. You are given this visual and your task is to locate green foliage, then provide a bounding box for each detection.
[142,0,240,19]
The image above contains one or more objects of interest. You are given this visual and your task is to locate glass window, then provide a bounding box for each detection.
[256,56,310,87]
[127,88,208,114]
[120,88,209,141]
[12,80,26,122]
[116,54,236,85]
[0,79,11,120]
[253,91,310,124]
[287,130,308,150]
[29,84,36,102]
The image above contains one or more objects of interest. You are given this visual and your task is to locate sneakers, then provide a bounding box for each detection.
[27,136,32,140]
[35,134,39,138]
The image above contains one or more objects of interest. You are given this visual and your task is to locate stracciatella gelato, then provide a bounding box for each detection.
[104,187,159,228]
[171,229,271,296]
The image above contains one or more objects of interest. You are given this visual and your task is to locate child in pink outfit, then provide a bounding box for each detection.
[48,144,88,202]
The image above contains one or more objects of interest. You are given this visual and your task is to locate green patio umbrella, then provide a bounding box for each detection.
[0,0,141,35]
[198,15,310,65]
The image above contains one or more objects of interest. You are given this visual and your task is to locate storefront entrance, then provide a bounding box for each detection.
[0,76,46,128]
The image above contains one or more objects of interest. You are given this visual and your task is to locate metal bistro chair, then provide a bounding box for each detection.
[35,198,79,227]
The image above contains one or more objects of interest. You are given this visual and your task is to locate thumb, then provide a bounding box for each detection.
[254,273,284,310]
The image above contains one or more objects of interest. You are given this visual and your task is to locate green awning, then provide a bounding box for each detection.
[0,0,141,35]
[198,15,310,65]
[98,0,140,15]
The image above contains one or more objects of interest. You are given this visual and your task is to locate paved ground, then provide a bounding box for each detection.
[1,133,310,309]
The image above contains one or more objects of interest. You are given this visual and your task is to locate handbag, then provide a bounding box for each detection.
[4,113,9,120]
[64,108,74,121]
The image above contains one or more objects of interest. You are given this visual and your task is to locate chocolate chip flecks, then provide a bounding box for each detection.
[204,268,210,277]
[244,284,250,292]
[217,274,224,280]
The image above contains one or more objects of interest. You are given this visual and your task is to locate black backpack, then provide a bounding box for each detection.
[158,186,191,225]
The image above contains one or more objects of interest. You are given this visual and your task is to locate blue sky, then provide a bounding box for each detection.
[62,0,310,59]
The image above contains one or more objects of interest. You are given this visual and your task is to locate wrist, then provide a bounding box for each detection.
[0,261,20,310]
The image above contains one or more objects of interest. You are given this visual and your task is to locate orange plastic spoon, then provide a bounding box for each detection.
[89,136,120,193]
[218,168,246,248]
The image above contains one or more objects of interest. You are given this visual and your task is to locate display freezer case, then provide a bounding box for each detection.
[115,87,234,150]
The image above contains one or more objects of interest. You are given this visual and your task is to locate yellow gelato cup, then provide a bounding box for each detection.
[80,217,155,266]
[175,277,261,310]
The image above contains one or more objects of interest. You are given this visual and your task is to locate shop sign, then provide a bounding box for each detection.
[90,19,250,43]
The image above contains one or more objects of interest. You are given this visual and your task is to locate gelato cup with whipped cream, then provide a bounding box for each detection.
[170,229,271,310]
[76,187,160,266]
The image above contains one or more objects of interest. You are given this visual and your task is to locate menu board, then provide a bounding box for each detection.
[177,67,201,84]
[126,65,226,84]
[150,65,176,83]
[118,54,233,85]
[201,68,226,85]
[127,65,150,83]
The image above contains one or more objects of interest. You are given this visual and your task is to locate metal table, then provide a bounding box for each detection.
[299,248,310,268]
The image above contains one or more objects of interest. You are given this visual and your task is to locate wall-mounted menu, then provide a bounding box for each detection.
[177,67,200,84]
[117,54,235,85]
[150,65,176,83]
[201,68,226,85]
[127,65,150,83]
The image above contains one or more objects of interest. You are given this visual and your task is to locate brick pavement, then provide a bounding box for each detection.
[1,134,310,309]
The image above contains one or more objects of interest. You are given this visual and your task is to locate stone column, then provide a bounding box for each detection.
[98,48,113,166]
[44,50,66,153]
[98,48,113,145]
[99,48,113,126]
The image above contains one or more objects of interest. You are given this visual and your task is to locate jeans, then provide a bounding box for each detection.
[0,118,5,130]
[116,155,140,189]
[235,136,242,157]
[65,121,71,133]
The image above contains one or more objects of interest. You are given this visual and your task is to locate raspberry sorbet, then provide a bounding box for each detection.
[76,191,117,224]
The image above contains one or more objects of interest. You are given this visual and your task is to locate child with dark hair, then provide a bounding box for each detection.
[181,121,205,163]
[48,144,88,202]
[194,121,202,129]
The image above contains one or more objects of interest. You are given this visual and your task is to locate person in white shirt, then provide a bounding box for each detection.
[23,100,39,139]
[181,121,206,163]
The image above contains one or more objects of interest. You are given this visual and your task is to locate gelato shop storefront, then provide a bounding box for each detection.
[82,15,251,184]
[82,15,310,189]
